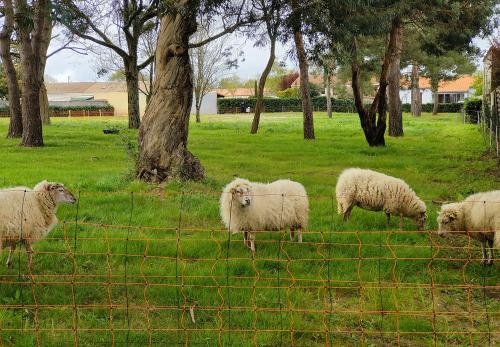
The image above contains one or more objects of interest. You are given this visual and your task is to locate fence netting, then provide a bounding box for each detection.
[0,190,498,346]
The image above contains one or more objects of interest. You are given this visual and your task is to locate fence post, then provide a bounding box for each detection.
[99,109,102,118]
[69,110,71,118]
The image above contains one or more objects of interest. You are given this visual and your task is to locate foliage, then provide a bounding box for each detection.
[0,65,8,98]
[276,87,300,98]
[471,71,483,96]
[108,70,126,81]
[463,98,482,123]
[218,97,357,113]
[401,103,463,113]
[0,103,114,116]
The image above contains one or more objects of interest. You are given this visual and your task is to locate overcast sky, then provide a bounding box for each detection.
[44,33,492,83]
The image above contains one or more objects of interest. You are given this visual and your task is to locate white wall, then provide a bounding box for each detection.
[399,89,434,104]
[190,91,218,115]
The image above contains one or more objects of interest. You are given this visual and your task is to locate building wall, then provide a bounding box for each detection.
[190,91,218,115]
[92,92,147,116]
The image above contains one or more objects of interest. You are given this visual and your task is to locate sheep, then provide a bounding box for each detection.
[336,168,427,230]
[437,190,500,266]
[220,178,309,254]
[0,181,76,268]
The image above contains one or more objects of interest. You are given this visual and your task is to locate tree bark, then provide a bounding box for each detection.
[251,38,276,134]
[351,18,400,147]
[410,63,421,116]
[388,19,403,137]
[0,0,22,138]
[40,82,51,125]
[432,87,439,115]
[324,67,332,118]
[137,2,204,183]
[195,106,201,123]
[125,58,141,129]
[291,0,314,139]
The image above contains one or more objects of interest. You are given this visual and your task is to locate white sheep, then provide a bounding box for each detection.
[437,190,500,266]
[0,181,76,268]
[220,178,309,254]
[336,168,427,230]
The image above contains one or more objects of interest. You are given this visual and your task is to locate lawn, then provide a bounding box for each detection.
[0,113,498,346]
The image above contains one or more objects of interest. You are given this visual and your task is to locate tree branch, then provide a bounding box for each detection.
[188,17,257,48]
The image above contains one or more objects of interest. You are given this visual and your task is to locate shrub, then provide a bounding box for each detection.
[463,98,482,123]
[217,97,357,113]
[401,103,463,113]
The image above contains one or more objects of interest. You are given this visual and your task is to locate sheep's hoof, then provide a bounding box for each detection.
[7,262,13,269]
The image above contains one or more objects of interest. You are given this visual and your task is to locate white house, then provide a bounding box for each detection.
[190,91,221,115]
[399,75,475,104]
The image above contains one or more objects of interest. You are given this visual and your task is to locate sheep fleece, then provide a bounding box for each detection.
[220,178,309,233]
[336,168,426,218]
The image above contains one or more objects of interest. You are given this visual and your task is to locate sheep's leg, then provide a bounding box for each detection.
[399,214,404,230]
[297,227,302,243]
[290,227,295,242]
[486,239,494,266]
[343,204,354,222]
[480,240,488,265]
[25,242,33,269]
[249,233,256,257]
[385,213,391,226]
[6,245,16,269]
[244,231,251,248]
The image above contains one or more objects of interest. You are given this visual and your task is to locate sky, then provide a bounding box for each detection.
[44,33,492,83]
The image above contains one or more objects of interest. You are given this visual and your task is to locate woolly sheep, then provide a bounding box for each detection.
[336,168,427,230]
[220,178,309,254]
[437,190,500,266]
[0,181,76,268]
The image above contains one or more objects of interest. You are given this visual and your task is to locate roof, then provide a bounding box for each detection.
[401,75,474,92]
[291,74,338,87]
[216,88,272,97]
[46,82,128,94]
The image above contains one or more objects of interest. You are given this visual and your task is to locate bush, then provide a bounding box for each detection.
[463,98,482,123]
[276,88,300,98]
[401,103,463,113]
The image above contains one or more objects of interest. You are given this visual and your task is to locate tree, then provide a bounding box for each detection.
[218,75,243,96]
[15,0,52,147]
[387,17,403,137]
[0,0,22,138]
[137,1,256,183]
[56,0,159,129]
[471,71,483,96]
[190,23,232,123]
[251,0,283,133]
[420,52,475,114]
[290,0,314,139]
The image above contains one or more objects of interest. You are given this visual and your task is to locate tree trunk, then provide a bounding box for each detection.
[195,106,201,123]
[351,18,400,147]
[432,87,439,115]
[388,19,403,137]
[125,59,141,129]
[137,2,204,183]
[251,38,276,134]
[0,0,22,138]
[410,63,421,116]
[324,67,332,118]
[40,82,51,125]
[291,0,314,139]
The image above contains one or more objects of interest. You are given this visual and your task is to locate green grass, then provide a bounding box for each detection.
[0,113,498,346]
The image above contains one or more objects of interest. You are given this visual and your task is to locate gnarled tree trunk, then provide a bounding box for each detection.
[251,38,276,134]
[125,57,141,129]
[137,3,204,183]
[0,0,22,138]
[410,63,421,116]
[388,18,403,137]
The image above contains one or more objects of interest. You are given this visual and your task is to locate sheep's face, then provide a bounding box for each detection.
[414,212,426,231]
[231,184,252,208]
[437,204,461,236]
[48,184,77,205]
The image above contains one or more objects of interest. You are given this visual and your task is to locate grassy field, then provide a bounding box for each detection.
[0,113,498,346]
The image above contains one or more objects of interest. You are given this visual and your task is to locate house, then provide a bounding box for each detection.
[190,91,223,115]
[399,75,475,104]
[215,88,273,98]
[46,82,148,116]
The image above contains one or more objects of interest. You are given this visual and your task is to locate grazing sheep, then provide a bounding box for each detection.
[437,190,500,266]
[220,178,309,254]
[0,181,76,268]
[336,168,427,230]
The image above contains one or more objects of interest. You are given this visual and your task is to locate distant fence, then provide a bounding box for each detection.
[0,107,115,118]
[0,189,497,346]
[479,87,500,157]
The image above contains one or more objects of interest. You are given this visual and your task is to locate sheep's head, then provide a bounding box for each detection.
[413,211,427,231]
[44,182,77,205]
[230,180,252,208]
[437,203,462,236]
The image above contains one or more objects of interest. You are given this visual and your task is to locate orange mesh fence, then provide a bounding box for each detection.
[0,190,497,346]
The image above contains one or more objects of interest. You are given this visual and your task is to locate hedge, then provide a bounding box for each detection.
[218,98,463,114]
[0,104,115,117]
[401,103,463,113]
[463,98,481,123]
[217,97,357,113]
